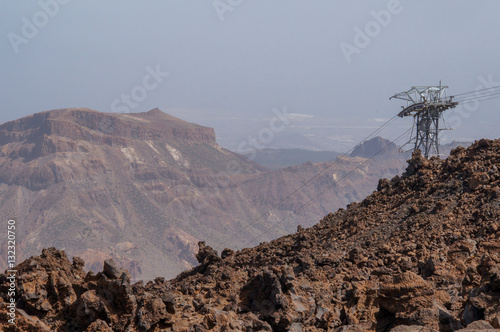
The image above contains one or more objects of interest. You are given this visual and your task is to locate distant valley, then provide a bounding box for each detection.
[251,148,341,169]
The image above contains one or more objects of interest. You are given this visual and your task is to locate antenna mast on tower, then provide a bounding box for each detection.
[390,83,458,158]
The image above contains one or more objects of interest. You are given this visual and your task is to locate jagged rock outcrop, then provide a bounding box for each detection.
[1,139,499,331]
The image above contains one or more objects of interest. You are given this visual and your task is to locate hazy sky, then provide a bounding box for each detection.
[1,1,499,152]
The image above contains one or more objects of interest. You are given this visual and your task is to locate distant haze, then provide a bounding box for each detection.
[1,1,499,152]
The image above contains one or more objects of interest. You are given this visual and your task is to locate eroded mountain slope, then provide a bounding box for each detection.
[0,108,405,280]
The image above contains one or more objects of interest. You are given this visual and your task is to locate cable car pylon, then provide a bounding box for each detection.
[390,82,458,158]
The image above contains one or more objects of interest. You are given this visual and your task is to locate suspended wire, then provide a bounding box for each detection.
[477,94,500,102]
[451,85,500,98]
[215,84,500,250]
[457,94,500,105]
[453,90,500,103]
[398,119,417,153]
[216,114,400,250]
[240,127,412,248]
[454,90,500,101]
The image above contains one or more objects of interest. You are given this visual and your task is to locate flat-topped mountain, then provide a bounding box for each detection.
[0,108,406,280]
[0,108,215,142]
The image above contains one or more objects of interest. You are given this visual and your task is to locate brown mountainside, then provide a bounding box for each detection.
[0,108,405,280]
[1,139,499,331]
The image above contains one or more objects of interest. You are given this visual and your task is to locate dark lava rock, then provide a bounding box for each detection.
[2,139,500,331]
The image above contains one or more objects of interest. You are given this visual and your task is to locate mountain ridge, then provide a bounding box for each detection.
[0,108,216,148]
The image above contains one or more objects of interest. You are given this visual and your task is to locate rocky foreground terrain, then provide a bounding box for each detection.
[1,139,500,331]
[0,108,405,280]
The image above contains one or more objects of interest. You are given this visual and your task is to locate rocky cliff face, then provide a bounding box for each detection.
[0,108,406,281]
[350,136,400,159]
[1,139,499,331]
[0,108,216,146]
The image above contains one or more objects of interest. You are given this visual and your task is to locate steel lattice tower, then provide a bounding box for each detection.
[390,83,458,158]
